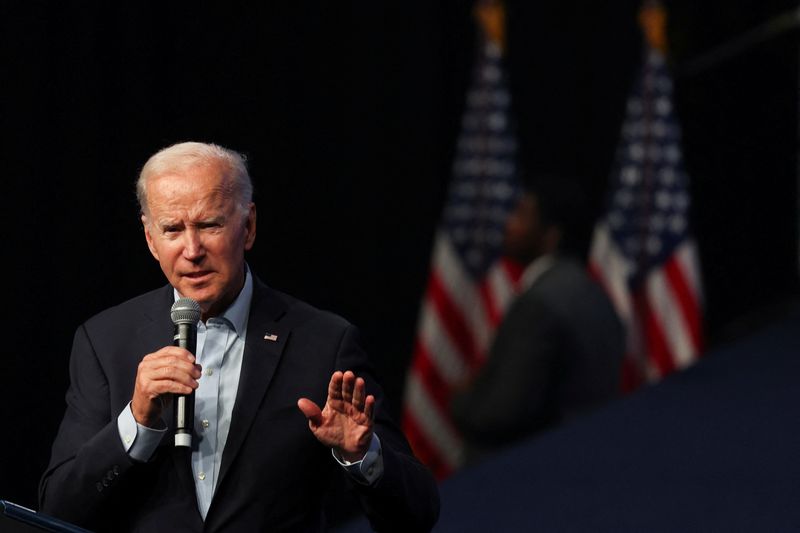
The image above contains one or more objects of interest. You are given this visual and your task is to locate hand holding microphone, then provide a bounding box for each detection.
[130,298,201,445]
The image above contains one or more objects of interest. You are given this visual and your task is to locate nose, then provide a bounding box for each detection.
[182,228,205,261]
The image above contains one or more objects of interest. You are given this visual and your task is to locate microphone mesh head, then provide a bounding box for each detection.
[171,297,202,325]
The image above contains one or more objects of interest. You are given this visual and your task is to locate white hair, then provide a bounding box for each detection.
[136,141,253,217]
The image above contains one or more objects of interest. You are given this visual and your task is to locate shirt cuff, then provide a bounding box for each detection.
[117,402,167,462]
[331,433,384,486]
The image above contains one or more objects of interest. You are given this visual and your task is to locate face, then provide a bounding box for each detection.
[503,192,548,265]
[142,162,256,320]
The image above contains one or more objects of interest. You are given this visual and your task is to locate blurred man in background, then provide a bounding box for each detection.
[451,176,625,465]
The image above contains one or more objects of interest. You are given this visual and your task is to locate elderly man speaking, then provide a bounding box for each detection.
[39,141,439,532]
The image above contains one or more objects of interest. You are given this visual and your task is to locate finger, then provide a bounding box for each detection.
[327,371,344,400]
[341,371,355,404]
[364,395,376,422]
[150,364,200,388]
[140,355,202,381]
[352,377,366,410]
[143,346,196,363]
[137,368,198,394]
[297,398,323,427]
[136,366,199,396]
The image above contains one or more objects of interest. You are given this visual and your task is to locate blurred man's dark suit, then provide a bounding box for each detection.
[452,256,625,465]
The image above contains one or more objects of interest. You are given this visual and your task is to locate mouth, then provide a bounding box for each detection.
[183,270,213,281]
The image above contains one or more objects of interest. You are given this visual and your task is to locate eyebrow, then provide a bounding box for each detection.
[157,216,226,228]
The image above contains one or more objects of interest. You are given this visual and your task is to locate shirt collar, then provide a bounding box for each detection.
[519,254,556,292]
[173,264,253,335]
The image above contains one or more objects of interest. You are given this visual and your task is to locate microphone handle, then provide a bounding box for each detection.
[174,322,197,447]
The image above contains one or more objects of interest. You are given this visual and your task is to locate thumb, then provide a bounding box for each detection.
[297,398,323,427]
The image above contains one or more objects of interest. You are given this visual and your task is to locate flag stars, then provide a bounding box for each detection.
[646,236,662,255]
[659,168,677,185]
[655,97,672,116]
[665,145,681,163]
[629,143,645,162]
[488,113,507,131]
[670,215,687,234]
[655,190,672,210]
[673,192,689,210]
[622,166,641,185]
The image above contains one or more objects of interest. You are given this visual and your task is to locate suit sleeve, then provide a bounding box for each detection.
[334,325,440,533]
[38,324,139,528]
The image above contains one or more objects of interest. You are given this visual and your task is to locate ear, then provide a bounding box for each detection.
[244,203,257,251]
[142,215,160,261]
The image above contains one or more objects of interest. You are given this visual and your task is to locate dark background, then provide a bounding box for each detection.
[2,0,797,522]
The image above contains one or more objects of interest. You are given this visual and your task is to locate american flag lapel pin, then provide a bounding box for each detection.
[264,333,278,342]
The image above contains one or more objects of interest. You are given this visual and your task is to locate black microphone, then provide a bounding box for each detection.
[170,297,201,448]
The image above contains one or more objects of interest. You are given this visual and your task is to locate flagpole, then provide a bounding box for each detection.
[676,6,800,78]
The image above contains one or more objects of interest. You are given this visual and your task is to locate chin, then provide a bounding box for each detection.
[177,286,215,305]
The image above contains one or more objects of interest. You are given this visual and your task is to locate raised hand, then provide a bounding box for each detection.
[131,346,202,427]
[297,370,375,462]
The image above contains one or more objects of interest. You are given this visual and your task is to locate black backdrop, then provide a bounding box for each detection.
[2,0,797,520]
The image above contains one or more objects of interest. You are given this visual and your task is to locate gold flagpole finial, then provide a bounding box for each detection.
[474,0,507,52]
[638,0,668,54]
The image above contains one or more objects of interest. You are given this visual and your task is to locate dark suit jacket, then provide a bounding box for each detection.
[39,278,439,532]
[451,256,625,464]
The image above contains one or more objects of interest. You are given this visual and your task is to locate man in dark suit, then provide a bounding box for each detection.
[451,177,625,465]
[39,142,439,532]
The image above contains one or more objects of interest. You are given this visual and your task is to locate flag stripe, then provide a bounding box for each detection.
[646,267,696,368]
[410,340,452,413]
[404,372,463,471]
[428,271,481,370]
[433,235,492,352]
[635,290,675,377]
[676,234,703,300]
[401,409,452,479]
[589,224,634,324]
[418,301,469,385]
[665,246,703,348]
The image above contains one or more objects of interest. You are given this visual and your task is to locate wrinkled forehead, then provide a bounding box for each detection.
[146,165,238,215]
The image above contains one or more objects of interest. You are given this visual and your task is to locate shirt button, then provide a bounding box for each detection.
[124,435,132,444]
[202,419,210,429]
[205,368,214,376]
[198,472,206,481]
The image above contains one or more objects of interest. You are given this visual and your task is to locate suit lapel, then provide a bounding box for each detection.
[216,281,290,488]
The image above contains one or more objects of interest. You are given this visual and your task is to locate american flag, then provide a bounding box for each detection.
[401,31,522,478]
[588,41,704,390]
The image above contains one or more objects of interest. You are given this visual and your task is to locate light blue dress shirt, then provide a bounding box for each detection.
[116,266,383,520]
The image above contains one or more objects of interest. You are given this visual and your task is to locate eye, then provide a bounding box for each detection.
[198,221,223,230]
